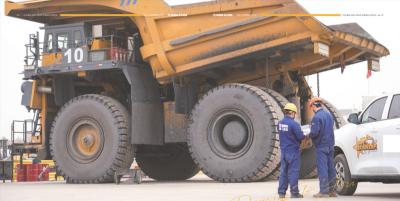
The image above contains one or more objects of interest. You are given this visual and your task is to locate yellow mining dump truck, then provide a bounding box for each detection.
[5,0,389,183]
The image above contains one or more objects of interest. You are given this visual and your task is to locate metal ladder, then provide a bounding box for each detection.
[9,111,43,182]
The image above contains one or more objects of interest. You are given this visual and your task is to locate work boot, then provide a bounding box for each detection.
[313,193,329,198]
[290,193,304,198]
[278,194,285,199]
[329,191,338,197]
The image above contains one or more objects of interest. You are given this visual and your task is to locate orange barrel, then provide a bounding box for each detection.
[16,164,26,182]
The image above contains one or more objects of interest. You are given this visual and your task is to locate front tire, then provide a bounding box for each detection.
[50,95,133,183]
[335,154,358,195]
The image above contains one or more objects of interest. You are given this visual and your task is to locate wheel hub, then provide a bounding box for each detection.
[67,118,104,164]
[82,135,94,147]
[335,161,345,190]
[222,120,247,148]
[208,110,253,159]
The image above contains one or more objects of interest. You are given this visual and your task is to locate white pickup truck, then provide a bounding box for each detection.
[334,94,400,195]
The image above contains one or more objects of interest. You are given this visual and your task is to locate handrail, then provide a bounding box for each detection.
[10,111,41,146]
[24,34,137,69]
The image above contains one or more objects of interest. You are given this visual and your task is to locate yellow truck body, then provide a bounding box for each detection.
[5,0,389,82]
[4,0,390,183]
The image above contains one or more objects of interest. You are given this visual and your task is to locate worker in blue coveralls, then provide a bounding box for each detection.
[278,103,305,199]
[308,97,337,198]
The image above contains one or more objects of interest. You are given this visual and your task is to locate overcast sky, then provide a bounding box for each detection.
[1,0,399,139]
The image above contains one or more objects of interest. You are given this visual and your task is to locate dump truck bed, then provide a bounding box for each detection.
[5,0,389,81]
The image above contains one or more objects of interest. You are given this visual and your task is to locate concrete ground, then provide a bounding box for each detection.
[1,174,399,201]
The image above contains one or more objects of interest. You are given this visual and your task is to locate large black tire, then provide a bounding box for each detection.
[299,145,318,179]
[300,98,346,179]
[37,112,56,160]
[259,88,288,181]
[335,154,358,195]
[188,84,281,182]
[50,95,133,183]
[135,143,199,181]
[322,99,346,129]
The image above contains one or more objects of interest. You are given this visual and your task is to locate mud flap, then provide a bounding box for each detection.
[123,65,164,145]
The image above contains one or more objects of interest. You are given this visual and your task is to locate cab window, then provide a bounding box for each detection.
[74,31,82,47]
[57,33,69,50]
[46,33,53,52]
[361,97,387,123]
[388,95,400,119]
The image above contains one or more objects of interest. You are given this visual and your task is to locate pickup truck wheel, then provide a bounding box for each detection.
[188,84,281,182]
[335,154,358,195]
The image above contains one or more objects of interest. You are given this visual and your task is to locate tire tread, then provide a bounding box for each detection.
[188,84,282,182]
[49,94,133,184]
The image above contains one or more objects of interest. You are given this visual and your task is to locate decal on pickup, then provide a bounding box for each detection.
[353,134,378,158]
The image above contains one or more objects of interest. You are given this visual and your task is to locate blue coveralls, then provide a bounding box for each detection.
[278,116,305,195]
[309,109,336,194]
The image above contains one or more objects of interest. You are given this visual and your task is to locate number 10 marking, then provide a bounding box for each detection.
[64,48,84,63]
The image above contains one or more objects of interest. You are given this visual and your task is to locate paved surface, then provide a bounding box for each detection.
[1,175,399,201]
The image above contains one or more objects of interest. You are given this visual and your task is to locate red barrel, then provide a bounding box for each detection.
[16,164,26,182]
[26,164,41,182]
[25,164,33,182]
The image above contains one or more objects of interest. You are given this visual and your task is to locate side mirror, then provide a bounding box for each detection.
[348,113,360,124]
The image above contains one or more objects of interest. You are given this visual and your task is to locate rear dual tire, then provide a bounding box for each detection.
[300,98,346,179]
[188,84,282,182]
[258,88,288,181]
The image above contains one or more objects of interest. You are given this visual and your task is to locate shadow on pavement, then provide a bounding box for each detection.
[143,179,216,184]
[354,193,400,199]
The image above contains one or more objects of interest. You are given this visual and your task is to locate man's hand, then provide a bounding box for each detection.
[300,136,313,150]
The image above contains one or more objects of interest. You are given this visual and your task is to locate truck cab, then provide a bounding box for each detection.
[24,21,140,78]
[334,94,400,195]
[15,20,142,160]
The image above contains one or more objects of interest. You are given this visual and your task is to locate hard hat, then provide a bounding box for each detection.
[284,103,298,113]
[309,97,323,107]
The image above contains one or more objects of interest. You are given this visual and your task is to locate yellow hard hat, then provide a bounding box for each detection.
[284,103,298,113]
